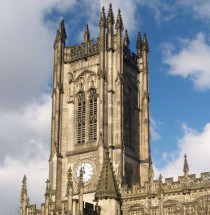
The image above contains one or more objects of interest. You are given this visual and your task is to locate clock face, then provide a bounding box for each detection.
[76,162,94,183]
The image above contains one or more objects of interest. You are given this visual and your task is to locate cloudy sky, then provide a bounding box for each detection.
[1,0,210,214]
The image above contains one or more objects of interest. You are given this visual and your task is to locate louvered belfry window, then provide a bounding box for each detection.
[78,92,86,143]
[89,89,97,141]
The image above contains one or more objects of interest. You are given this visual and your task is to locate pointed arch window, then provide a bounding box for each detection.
[78,92,85,144]
[89,89,97,141]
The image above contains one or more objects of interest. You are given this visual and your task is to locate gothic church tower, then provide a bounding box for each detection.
[49,4,150,209]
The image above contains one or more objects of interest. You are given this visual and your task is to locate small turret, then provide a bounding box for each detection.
[115,9,123,30]
[20,175,29,215]
[183,154,189,177]
[136,30,142,57]
[124,29,130,48]
[143,33,149,53]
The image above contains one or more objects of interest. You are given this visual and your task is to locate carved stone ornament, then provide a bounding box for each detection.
[68,72,74,84]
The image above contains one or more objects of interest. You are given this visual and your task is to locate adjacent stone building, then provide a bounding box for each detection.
[20,5,210,215]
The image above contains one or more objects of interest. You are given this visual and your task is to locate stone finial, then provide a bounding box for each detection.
[107,4,114,24]
[84,24,90,42]
[54,19,66,48]
[124,29,130,48]
[99,7,106,27]
[183,154,189,176]
[136,30,142,57]
[115,9,124,30]
[95,151,121,200]
[143,33,149,53]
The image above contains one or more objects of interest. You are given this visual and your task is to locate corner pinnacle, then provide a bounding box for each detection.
[107,3,114,24]
[99,7,106,27]
[116,9,124,30]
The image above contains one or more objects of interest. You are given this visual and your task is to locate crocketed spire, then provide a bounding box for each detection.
[99,7,106,27]
[115,9,123,30]
[124,29,130,48]
[95,151,121,200]
[107,3,114,24]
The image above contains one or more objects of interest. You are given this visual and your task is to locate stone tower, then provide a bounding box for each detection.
[20,6,210,215]
[49,4,151,209]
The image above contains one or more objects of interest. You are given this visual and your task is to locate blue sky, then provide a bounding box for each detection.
[1,0,210,214]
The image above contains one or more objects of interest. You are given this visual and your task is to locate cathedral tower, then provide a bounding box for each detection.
[49,5,151,209]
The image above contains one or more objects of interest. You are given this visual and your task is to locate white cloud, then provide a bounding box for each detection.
[155,123,210,180]
[0,156,48,215]
[177,0,210,20]
[150,117,162,141]
[0,94,51,214]
[162,32,210,91]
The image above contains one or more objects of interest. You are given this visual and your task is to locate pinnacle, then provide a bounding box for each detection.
[107,3,114,24]
[124,29,130,47]
[53,19,66,48]
[143,32,149,53]
[95,151,121,200]
[84,23,90,41]
[99,7,106,27]
[78,166,84,191]
[67,167,73,195]
[136,30,142,49]
[183,154,189,175]
[21,174,28,202]
[116,9,123,30]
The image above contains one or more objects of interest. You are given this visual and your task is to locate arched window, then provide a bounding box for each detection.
[78,92,85,144]
[89,89,97,141]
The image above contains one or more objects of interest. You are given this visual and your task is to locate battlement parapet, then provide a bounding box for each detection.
[121,172,210,198]
[64,39,99,63]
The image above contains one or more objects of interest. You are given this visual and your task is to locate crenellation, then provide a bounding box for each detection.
[64,39,99,63]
